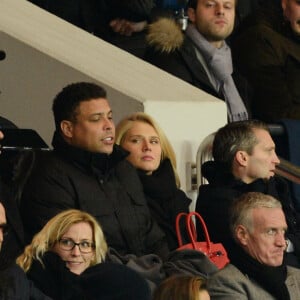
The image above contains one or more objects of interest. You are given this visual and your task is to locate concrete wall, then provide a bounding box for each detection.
[1,0,227,200]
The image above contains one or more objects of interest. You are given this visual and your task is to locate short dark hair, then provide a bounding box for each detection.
[52,82,107,131]
[187,0,197,9]
[187,0,238,9]
[212,120,269,170]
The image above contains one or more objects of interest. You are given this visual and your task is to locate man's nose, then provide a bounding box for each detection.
[275,232,287,247]
[273,153,280,165]
[215,4,225,15]
[103,118,114,131]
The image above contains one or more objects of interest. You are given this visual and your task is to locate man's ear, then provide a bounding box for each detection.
[60,120,74,138]
[235,150,248,167]
[187,7,196,23]
[236,225,248,246]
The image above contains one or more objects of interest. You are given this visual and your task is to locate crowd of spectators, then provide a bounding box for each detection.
[1,0,300,298]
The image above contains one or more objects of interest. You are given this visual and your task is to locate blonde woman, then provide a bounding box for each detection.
[116,112,191,250]
[17,209,107,300]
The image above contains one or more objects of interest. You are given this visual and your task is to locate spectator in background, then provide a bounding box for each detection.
[20,82,169,260]
[153,274,210,300]
[17,209,107,299]
[196,120,300,268]
[232,0,300,122]
[94,0,155,58]
[27,0,155,58]
[27,0,107,33]
[0,116,19,184]
[145,0,250,122]
[115,112,191,251]
[0,130,51,300]
[0,129,25,269]
[208,192,300,299]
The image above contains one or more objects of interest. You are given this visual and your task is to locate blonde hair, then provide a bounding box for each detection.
[153,274,208,300]
[16,209,107,272]
[115,112,180,187]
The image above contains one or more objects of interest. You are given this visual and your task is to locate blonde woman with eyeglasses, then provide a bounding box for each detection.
[16,209,107,300]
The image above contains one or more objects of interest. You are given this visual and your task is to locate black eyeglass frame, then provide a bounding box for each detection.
[58,238,95,253]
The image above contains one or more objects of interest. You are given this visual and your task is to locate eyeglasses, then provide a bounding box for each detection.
[58,238,95,253]
[0,223,9,237]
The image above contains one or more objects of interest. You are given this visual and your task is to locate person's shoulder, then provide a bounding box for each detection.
[286,266,300,295]
[211,263,242,279]
[112,145,136,171]
[31,149,61,168]
[197,181,239,202]
[0,263,24,276]
[287,265,300,277]
[234,17,285,50]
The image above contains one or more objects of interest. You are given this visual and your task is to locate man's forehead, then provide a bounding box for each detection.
[252,207,286,227]
[198,0,236,4]
[79,98,109,106]
[253,128,273,143]
[76,98,111,113]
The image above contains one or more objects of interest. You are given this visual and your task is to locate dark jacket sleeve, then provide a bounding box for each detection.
[144,46,196,86]
[20,153,78,241]
[27,252,83,300]
[0,264,52,300]
[0,181,25,267]
[232,24,300,122]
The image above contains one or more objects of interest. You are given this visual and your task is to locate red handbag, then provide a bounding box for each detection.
[176,211,229,269]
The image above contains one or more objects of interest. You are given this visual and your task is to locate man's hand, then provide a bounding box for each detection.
[109,19,147,36]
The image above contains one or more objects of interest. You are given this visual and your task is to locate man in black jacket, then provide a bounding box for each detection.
[20,82,169,260]
[0,130,25,269]
[145,0,250,122]
[0,131,51,300]
[196,120,300,267]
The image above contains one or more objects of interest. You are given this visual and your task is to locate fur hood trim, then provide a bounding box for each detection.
[146,18,184,53]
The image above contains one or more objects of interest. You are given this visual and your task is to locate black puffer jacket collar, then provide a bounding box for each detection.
[202,160,270,192]
[202,160,236,186]
[52,131,129,175]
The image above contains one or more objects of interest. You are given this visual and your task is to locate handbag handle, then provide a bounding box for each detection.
[176,212,212,252]
[187,211,212,253]
[176,212,197,246]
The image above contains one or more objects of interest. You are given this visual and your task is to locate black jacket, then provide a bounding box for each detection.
[27,252,82,300]
[196,161,300,257]
[232,2,300,122]
[0,263,51,300]
[144,18,251,115]
[21,132,169,259]
[0,182,25,269]
[138,159,191,250]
